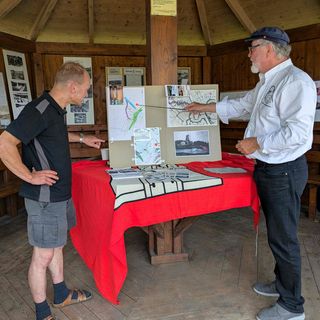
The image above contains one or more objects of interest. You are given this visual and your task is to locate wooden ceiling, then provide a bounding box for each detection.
[0,0,319,46]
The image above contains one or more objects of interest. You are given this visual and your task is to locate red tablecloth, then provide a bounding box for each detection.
[70,152,260,304]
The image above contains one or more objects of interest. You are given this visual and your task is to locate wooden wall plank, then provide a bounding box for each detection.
[32,53,45,97]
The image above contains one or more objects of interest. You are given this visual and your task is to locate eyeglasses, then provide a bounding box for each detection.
[248,44,262,53]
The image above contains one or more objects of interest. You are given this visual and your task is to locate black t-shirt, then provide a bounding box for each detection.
[6,91,71,202]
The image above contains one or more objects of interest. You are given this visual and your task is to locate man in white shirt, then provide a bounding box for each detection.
[186,27,317,320]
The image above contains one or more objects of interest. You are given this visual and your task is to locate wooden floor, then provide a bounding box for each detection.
[0,207,320,320]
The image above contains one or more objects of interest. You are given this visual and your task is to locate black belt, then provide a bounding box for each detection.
[255,155,305,168]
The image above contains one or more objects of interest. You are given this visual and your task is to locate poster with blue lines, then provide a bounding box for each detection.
[107,86,146,141]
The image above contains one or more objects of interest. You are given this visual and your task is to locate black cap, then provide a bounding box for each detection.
[245,27,290,45]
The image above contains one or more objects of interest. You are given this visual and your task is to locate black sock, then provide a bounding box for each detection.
[53,281,69,304]
[35,300,51,320]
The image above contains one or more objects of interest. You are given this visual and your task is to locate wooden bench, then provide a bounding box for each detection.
[0,159,21,217]
[306,148,320,221]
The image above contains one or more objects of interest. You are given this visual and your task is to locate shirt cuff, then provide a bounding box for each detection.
[216,102,229,124]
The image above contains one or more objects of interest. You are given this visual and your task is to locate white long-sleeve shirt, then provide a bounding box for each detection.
[216,59,317,163]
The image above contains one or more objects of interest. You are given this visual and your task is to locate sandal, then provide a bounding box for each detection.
[52,289,92,308]
[42,316,55,320]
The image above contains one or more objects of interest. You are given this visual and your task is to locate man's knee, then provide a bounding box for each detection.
[32,247,55,268]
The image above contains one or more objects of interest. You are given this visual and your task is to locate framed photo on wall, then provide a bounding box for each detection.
[63,56,95,125]
[0,72,11,128]
[2,49,32,119]
[177,67,191,85]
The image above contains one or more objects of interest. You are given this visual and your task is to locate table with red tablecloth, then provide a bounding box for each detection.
[70,152,260,304]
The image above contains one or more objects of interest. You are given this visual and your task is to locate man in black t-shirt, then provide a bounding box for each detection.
[0,62,104,320]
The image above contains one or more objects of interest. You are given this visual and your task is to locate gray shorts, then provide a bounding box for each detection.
[25,198,76,248]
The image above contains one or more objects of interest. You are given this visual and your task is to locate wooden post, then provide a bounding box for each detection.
[146,0,177,85]
[145,1,191,264]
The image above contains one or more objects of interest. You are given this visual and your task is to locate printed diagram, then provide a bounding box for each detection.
[107,86,146,141]
[133,128,161,165]
[167,89,218,127]
[125,97,144,130]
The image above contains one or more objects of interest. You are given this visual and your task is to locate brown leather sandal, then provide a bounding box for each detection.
[42,316,55,320]
[52,289,92,308]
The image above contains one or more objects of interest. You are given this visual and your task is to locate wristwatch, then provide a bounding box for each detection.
[79,132,84,144]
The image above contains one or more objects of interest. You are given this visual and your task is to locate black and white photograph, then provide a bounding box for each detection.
[13,93,29,106]
[10,69,25,80]
[11,81,27,92]
[70,99,90,113]
[7,54,23,67]
[74,113,87,124]
[174,130,210,156]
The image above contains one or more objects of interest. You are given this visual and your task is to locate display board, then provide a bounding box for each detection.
[108,85,221,168]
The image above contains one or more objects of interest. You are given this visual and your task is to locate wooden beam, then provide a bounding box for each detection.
[224,0,256,33]
[36,42,147,55]
[178,45,207,57]
[195,0,213,46]
[88,0,94,44]
[208,23,320,57]
[0,32,35,52]
[29,0,58,41]
[0,0,22,19]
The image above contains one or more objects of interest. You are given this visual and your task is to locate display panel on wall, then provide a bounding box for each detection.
[0,72,11,128]
[106,67,146,87]
[2,49,32,119]
[177,67,191,85]
[63,57,95,125]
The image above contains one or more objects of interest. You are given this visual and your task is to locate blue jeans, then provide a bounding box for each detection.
[254,155,307,314]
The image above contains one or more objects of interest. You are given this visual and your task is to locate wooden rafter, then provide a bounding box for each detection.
[0,0,22,19]
[195,0,213,46]
[28,0,58,41]
[88,0,94,43]
[224,0,256,33]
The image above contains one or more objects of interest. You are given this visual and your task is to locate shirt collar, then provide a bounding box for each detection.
[259,58,292,82]
[43,91,67,115]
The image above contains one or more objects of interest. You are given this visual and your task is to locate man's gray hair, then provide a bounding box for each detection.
[260,39,292,58]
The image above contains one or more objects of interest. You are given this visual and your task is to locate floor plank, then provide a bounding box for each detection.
[0,208,319,319]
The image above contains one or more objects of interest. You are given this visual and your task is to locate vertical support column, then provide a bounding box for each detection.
[146,0,178,85]
[145,1,188,264]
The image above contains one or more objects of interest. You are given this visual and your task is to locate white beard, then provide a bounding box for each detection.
[250,63,260,74]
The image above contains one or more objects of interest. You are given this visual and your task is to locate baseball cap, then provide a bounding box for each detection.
[245,27,290,45]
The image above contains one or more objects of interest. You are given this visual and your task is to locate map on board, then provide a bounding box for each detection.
[133,127,162,165]
[167,89,218,127]
[107,86,146,141]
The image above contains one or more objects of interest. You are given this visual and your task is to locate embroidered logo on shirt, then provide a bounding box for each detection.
[262,86,275,107]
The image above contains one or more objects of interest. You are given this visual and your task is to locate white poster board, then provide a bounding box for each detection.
[107,84,221,168]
